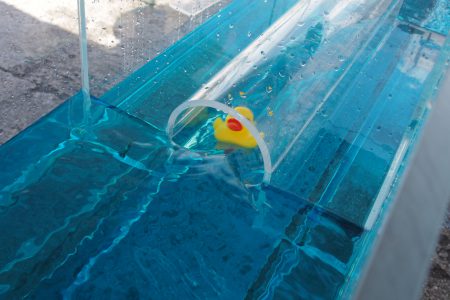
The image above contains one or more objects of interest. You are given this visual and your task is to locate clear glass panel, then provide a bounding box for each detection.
[168,0,398,184]
[164,0,449,229]
[82,0,229,98]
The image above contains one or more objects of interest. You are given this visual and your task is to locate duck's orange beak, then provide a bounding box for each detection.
[226,118,243,131]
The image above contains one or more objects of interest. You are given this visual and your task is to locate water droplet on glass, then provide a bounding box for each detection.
[266,86,273,93]
[229,24,234,29]
[247,31,252,37]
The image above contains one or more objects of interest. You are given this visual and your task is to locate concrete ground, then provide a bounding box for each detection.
[0,1,448,299]
[0,0,221,143]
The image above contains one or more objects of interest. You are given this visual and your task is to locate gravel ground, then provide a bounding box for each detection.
[0,1,448,299]
[422,210,450,300]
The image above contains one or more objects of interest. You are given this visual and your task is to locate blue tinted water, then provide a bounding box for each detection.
[0,96,363,299]
[0,0,449,299]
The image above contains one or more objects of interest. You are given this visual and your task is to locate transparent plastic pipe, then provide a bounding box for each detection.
[77,0,91,124]
[167,0,396,184]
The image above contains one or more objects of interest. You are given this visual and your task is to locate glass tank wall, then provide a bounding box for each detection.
[0,0,449,299]
[79,0,449,228]
[80,0,229,98]
[168,0,400,184]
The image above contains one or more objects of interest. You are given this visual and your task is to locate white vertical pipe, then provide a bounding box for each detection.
[77,0,91,124]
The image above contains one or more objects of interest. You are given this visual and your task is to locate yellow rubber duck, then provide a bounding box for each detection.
[213,106,258,148]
